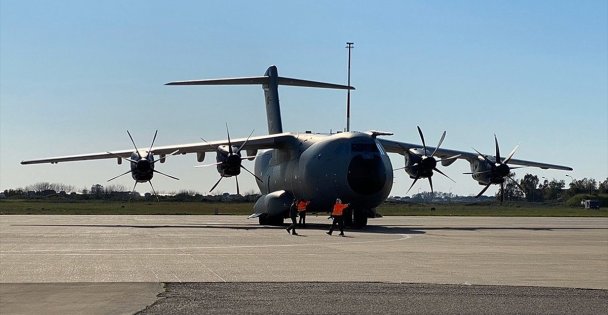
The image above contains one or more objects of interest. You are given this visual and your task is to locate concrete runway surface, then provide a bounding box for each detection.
[1,215,607,314]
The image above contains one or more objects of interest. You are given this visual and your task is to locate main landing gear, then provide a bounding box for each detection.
[344,208,370,229]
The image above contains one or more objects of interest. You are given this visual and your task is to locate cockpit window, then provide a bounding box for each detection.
[375,141,387,155]
[351,143,379,153]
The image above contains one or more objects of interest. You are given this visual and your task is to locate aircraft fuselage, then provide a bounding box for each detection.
[254,131,393,212]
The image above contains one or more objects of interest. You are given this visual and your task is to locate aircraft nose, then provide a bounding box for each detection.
[347,154,386,195]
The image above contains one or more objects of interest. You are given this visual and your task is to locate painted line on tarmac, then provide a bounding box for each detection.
[0,234,412,254]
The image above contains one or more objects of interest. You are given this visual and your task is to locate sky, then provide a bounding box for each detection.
[1,0,607,197]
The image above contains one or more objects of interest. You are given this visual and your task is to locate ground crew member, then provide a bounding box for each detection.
[327,198,349,236]
[297,200,310,227]
[286,199,299,235]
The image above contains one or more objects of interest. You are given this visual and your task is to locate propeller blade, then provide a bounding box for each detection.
[148,181,160,202]
[431,131,446,157]
[507,176,525,192]
[417,126,427,156]
[225,123,233,154]
[434,168,456,183]
[437,154,461,162]
[463,170,493,175]
[503,145,519,165]
[209,176,224,193]
[153,169,179,181]
[406,176,420,194]
[472,148,493,164]
[148,130,158,156]
[476,183,492,198]
[152,150,180,164]
[393,166,407,171]
[129,181,138,202]
[428,177,434,194]
[240,156,257,160]
[106,152,137,164]
[236,129,255,154]
[500,182,504,203]
[235,176,240,195]
[195,162,223,168]
[240,165,263,182]
[107,170,131,182]
[126,130,142,159]
[494,134,501,164]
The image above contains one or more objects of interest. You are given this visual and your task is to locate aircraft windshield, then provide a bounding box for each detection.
[351,143,379,153]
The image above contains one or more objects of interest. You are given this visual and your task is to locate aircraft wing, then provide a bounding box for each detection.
[377,138,573,171]
[21,133,296,165]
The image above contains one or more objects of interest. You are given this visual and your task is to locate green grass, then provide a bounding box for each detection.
[1,199,606,217]
[376,202,608,217]
[0,200,254,215]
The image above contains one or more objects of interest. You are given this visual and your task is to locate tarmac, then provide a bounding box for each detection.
[1,215,607,314]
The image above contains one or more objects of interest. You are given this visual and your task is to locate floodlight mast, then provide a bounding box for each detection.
[346,42,354,132]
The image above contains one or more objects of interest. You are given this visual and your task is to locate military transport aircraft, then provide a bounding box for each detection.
[21,66,572,227]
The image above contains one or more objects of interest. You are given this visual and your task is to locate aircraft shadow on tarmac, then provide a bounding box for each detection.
[14,223,604,236]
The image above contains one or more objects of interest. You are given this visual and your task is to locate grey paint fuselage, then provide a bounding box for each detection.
[255,131,393,212]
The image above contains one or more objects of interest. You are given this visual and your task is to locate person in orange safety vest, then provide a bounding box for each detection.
[327,198,349,236]
[297,200,310,227]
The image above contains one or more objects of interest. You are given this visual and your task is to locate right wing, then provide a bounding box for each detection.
[377,138,573,171]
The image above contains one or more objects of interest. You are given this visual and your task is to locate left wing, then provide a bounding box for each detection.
[21,133,296,165]
[377,138,573,171]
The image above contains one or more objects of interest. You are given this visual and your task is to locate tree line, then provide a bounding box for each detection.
[503,175,607,203]
[1,182,259,202]
[2,175,607,203]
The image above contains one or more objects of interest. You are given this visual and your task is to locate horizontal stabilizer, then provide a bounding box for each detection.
[166,65,352,134]
[166,76,354,90]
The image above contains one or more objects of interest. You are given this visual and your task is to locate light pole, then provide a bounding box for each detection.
[346,42,354,132]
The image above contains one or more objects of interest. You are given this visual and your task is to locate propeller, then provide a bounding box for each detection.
[197,125,262,195]
[106,130,179,201]
[466,135,524,202]
[395,126,460,194]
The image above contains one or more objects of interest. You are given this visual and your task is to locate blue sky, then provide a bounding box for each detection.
[1,0,606,196]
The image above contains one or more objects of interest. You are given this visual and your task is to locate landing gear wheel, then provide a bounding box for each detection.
[259,215,284,226]
[343,208,353,226]
[353,209,368,229]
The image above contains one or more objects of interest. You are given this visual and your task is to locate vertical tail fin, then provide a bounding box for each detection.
[262,66,282,134]
[166,66,354,134]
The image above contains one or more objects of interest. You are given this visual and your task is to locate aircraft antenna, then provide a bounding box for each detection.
[346,42,354,132]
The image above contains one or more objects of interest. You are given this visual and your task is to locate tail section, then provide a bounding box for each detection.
[263,66,282,134]
[166,65,354,134]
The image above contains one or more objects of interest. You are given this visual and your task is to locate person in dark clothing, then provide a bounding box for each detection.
[286,200,299,235]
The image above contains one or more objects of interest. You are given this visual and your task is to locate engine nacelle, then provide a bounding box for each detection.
[401,150,425,179]
[130,152,155,182]
[215,146,242,177]
[468,158,507,186]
